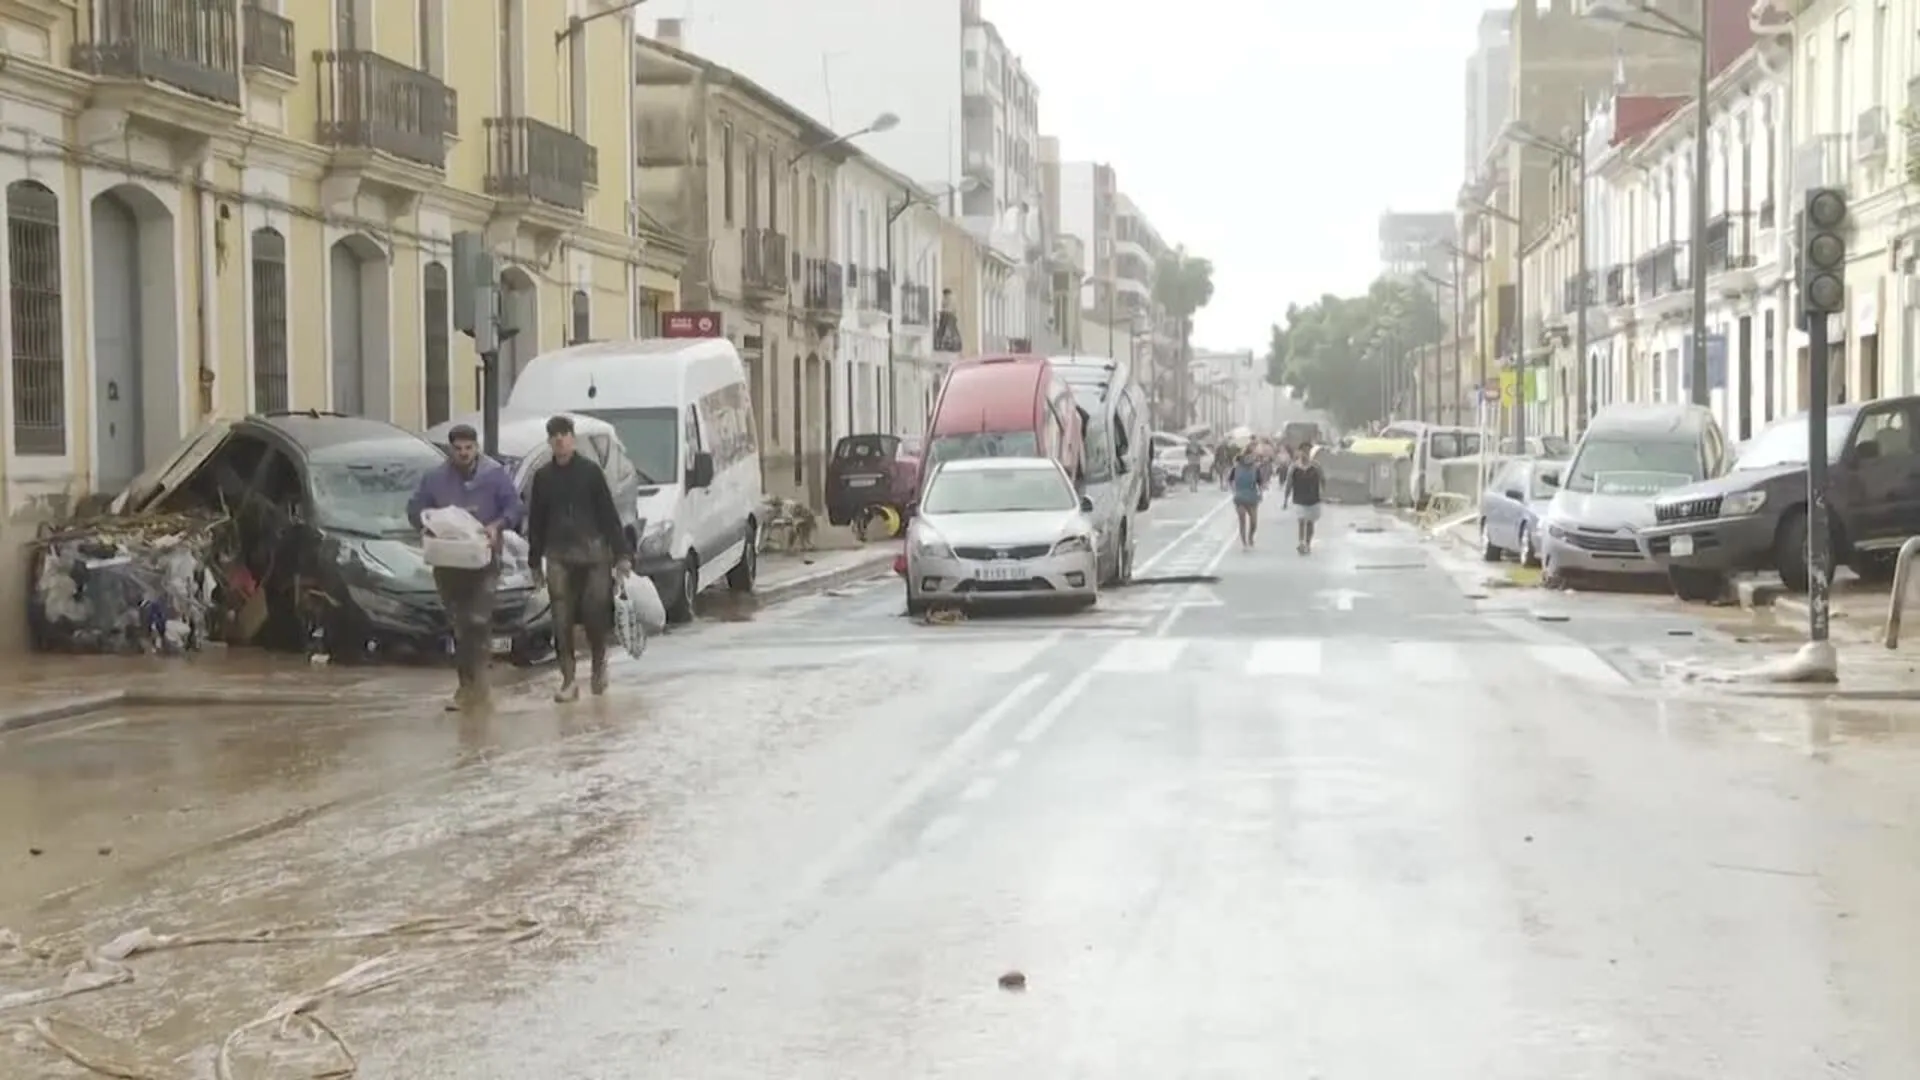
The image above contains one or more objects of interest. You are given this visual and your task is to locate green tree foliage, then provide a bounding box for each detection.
[1265,277,1444,429]
[1152,247,1215,426]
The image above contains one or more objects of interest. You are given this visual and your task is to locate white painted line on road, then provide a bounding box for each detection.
[1528,644,1630,685]
[960,776,998,802]
[1201,533,1237,575]
[991,749,1021,770]
[918,812,966,847]
[1389,641,1463,680]
[1136,496,1232,575]
[792,671,1049,898]
[1095,636,1186,673]
[1016,670,1094,744]
[1246,638,1322,676]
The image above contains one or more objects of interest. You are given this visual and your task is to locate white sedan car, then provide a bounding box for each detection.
[906,457,1099,615]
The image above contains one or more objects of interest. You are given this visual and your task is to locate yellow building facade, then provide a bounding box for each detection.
[0,0,688,651]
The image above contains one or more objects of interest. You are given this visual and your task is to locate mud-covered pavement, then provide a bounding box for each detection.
[7,491,1920,1077]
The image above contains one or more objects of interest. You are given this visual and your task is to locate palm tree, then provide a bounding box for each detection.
[1152,247,1215,426]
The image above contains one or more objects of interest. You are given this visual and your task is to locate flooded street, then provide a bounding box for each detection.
[7,496,1920,1077]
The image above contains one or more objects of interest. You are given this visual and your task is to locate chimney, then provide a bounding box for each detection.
[654,18,683,48]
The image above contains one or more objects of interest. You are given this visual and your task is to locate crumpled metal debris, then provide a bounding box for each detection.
[30,512,224,654]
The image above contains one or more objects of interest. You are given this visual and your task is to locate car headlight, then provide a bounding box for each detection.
[1052,535,1093,555]
[911,529,953,558]
[1720,490,1766,516]
[1546,521,1570,540]
[637,521,673,559]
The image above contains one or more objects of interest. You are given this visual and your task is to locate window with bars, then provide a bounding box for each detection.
[8,180,65,456]
[570,289,589,344]
[424,261,451,425]
[250,227,289,413]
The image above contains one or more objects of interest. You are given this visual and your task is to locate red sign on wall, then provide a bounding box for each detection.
[662,310,723,338]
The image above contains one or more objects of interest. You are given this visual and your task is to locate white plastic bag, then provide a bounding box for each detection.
[622,570,667,634]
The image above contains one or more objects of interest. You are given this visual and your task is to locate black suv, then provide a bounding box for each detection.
[1640,396,1920,599]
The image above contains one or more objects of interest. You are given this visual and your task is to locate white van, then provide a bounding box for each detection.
[1050,356,1150,584]
[505,338,763,623]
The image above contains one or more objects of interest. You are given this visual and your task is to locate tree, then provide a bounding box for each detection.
[1265,277,1442,430]
[1152,247,1214,427]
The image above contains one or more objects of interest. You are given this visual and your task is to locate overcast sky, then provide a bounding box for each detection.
[988,0,1485,353]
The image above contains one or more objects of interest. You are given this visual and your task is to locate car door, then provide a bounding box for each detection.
[1842,401,1920,542]
[1484,460,1521,549]
[681,401,720,571]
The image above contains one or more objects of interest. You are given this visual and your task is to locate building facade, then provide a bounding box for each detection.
[1465,8,1513,178]
[1379,212,1457,280]
[889,193,948,435]
[835,155,905,440]
[0,0,674,652]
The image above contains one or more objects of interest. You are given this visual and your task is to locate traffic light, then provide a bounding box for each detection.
[450,230,495,337]
[1799,187,1848,321]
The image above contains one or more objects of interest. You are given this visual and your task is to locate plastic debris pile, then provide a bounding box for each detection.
[31,512,225,654]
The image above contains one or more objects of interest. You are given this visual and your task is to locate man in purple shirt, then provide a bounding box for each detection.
[407,424,524,711]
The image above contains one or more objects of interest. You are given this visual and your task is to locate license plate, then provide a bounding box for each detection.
[1669,534,1694,557]
[490,636,512,653]
[847,476,877,487]
[976,562,1028,582]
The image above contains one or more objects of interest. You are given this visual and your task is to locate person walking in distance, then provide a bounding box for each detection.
[407,424,524,712]
[1228,448,1263,549]
[1281,442,1325,555]
[526,415,633,702]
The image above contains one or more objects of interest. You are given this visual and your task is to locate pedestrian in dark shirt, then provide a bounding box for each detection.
[407,423,524,711]
[1281,442,1325,556]
[526,414,632,701]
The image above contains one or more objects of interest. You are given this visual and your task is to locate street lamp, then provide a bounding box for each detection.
[788,111,900,166]
[1419,269,1458,424]
[1461,194,1525,448]
[884,177,978,432]
[1585,0,1710,409]
[1439,239,1487,427]
[1503,110,1590,433]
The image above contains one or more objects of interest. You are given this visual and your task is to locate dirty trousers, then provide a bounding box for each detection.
[548,558,613,681]
[433,565,498,692]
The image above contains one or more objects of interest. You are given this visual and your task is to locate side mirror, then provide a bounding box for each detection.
[1538,470,1561,488]
[687,451,715,488]
[1079,495,1095,513]
[1504,488,1524,501]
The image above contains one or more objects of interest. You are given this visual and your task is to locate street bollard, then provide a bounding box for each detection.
[1881,535,1920,649]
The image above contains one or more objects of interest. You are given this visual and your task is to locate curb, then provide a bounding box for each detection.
[1767,594,1890,647]
[753,550,896,607]
[0,687,385,736]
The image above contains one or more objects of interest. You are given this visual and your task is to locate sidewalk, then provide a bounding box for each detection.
[753,543,897,605]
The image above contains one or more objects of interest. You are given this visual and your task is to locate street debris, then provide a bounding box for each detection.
[30,512,226,654]
[997,970,1027,991]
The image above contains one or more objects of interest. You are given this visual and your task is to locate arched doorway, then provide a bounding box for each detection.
[328,233,392,418]
[804,350,825,508]
[498,267,538,407]
[90,183,179,492]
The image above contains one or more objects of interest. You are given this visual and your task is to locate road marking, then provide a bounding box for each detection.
[1094,636,1186,673]
[792,671,1049,898]
[1136,496,1232,575]
[1388,641,1463,679]
[1527,644,1630,685]
[1015,671,1094,744]
[1246,638,1322,675]
[960,776,998,801]
[919,813,966,847]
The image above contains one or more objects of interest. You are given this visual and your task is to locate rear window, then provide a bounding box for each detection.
[835,435,900,462]
[925,431,1039,467]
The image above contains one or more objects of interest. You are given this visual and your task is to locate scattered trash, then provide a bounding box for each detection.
[30,512,225,654]
[922,608,968,625]
[998,970,1027,991]
[1534,612,1570,623]
[1667,628,1694,636]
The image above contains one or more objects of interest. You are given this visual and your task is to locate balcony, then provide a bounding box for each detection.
[484,116,597,212]
[241,3,296,81]
[741,228,789,302]
[852,265,891,321]
[963,148,994,184]
[1704,211,1759,295]
[314,49,455,211]
[801,258,843,320]
[900,282,932,326]
[69,0,242,154]
[1604,264,1628,307]
[1794,133,1850,192]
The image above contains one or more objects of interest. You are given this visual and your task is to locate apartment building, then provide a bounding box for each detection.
[0,0,668,650]
[1465,9,1513,177]
[883,186,949,435]
[1379,212,1457,280]
[837,152,949,436]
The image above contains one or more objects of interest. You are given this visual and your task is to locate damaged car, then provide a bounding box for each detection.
[92,411,548,663]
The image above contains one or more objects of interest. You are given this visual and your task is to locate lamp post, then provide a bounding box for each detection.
[1503,105,1590,433]
[1463,196,1524,447]
[788,111,900,167]
[1586,0,1710,407]
[1419,269,1458,424]
[885,178,976,433]
[1440,239,1487,427]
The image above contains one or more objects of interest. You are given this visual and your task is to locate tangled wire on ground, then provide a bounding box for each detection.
[1415,491,1475,533]
[1,913,542,1078]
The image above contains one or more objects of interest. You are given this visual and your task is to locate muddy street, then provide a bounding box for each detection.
[6,497,1920,1077]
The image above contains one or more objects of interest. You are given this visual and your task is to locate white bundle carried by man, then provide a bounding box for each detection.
[613,569,667,658]
[419,507,492,568]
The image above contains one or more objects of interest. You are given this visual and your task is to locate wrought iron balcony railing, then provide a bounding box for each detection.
[803,258,843,311]
[900,282,931,325]
[483,116,598,211]
[314,49,456,168]
[742,228,789,293]
[72,0,241,105]
[241,3,294,78]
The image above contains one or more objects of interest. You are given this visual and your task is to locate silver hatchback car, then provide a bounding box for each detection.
[906,457,1099,614]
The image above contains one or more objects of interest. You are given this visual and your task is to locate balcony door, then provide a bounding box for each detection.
[334,0,367,48]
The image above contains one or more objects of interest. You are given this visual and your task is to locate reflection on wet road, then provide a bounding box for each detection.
[6,494,1920,1076]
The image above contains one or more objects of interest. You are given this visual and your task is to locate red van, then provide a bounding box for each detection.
[921,354,1085,491]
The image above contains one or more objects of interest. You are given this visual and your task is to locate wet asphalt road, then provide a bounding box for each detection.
[8,491,1920,1076]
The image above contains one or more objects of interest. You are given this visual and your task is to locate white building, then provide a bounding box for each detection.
[889,201,947,435]
[1464,9,1513,177]
[834,155,898,440]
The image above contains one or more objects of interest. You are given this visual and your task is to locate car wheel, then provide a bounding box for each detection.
[1669,567,1727,603]
[1517,524,1539,568]
[905,593,929,617]
[727,523,757,592]
[1775,511,1811,593]
[1480,520,1503,562]
[667,556,699,624]
[1116,524,1134,584]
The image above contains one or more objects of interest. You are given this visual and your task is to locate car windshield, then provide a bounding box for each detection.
[925,431,1039,468]
[1563,439,1702,494]
[1735,415,1849,469]
[309,437,447,536]
[923,466,1075,514]
[581,407,675,485]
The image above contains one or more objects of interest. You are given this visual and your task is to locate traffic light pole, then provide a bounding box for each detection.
[1799,185,1846,673]
[1806,312,1831,644]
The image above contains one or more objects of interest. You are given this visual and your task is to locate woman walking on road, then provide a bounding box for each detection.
[1281,443,1324,555]
[1228,450,1264,549]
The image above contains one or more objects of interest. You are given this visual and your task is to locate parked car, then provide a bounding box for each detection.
[1537,403,1730,588]
[108,411,546,662]
[1498,435,1575,459]
[504,337,761,623]
[924,354,1086,494]
[904,457,1099,615]
[1479,456,1554,565]
[825,434,922,528]
[1643,397,1919,599]
[1052,355,1152,584]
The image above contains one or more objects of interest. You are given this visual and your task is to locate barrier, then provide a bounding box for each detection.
[1317,449,1404,504]
[1882,535,1920,648]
